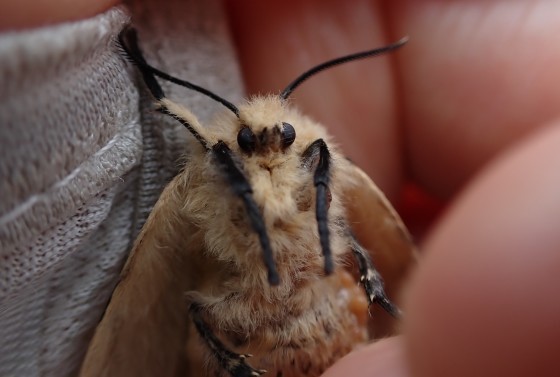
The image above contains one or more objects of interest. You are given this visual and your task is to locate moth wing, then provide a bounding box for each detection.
[80,177,200,377]
[341,161,418,335]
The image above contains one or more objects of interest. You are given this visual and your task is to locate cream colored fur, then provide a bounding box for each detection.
[80,96,416,377]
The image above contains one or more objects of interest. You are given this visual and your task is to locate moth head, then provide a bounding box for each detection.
[235,96,298,156]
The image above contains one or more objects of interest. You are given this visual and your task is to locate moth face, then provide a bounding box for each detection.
[232,121,305,226]
[235,96,296,154]
[229,97,332,214]
[231,98,304,198]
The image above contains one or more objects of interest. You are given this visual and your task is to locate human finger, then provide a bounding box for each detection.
[0,0,118,31]
[405,120,560,377]
[322,336,409,377]
[388,0,560,198]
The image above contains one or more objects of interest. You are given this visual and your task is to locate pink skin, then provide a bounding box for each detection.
[0,0,117,31]
[5,1,560,376]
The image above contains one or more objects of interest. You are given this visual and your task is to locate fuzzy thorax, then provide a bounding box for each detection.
[172,96,348,296]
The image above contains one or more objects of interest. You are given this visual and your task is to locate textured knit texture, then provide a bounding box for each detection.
[0,1,243,375]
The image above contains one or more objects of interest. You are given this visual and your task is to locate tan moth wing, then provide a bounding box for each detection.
[79,177,199,377]
[341,160,418,336]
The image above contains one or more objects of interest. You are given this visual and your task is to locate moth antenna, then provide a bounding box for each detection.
[118,25,165,100]
[118,26,213,150]
[280,36,409,100]
[305,139,334,274]
[118,25,240,117]
[212,142,280,285]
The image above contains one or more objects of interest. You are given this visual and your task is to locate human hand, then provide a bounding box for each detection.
[227,1,560,377]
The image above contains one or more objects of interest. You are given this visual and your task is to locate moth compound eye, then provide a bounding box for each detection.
[280,122,296,149]
[237,126,257,153]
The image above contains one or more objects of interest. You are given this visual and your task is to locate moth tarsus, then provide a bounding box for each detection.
[190,303,267,376]
[80,25,414,377]
[350,233,401,319]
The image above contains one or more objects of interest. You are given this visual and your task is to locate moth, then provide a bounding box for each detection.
[80,26,417,377]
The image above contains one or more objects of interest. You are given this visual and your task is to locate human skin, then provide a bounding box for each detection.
[0,0,117,31]
[3,1,560,376]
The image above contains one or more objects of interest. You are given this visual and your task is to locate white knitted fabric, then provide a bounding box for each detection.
[0,1,243,375]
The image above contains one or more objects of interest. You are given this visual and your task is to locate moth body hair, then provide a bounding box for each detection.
[169,95,346,291]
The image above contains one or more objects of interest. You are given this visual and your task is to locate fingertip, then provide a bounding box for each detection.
[323,337,410,377]
[405,123,560,377]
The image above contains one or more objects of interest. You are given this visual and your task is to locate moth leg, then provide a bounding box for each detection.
[189,303,267,377]
[348,233,402,318]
